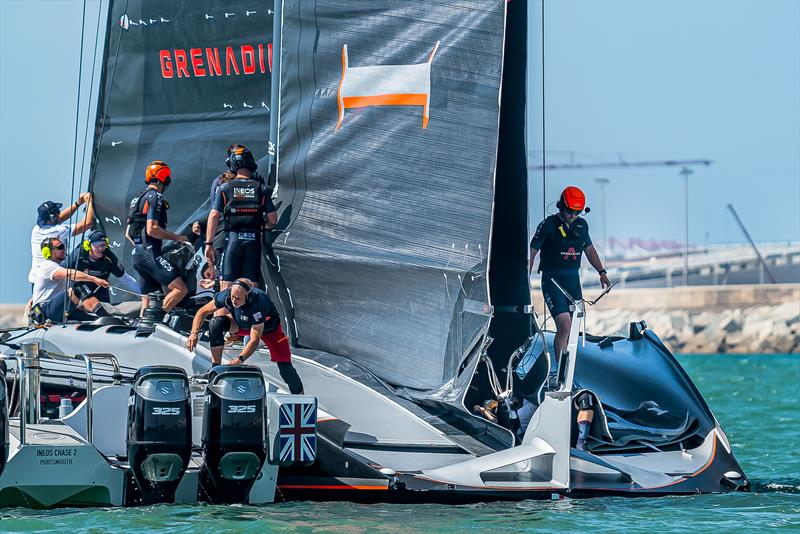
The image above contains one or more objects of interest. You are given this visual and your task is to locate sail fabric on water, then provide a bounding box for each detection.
[90,0,274,275]
[273,1,506,390]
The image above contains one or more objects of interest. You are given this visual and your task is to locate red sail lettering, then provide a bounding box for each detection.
[189,48,206,77]
[205,48,221,76]
[225,46,240,75]
[268,43,273,73]
[258,44,265,73]
[241,45,256,75]
[174,49,190,78]
[159,50,174,78]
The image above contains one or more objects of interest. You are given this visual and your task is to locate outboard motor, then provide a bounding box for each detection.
[201,365,267,504]
[127,366,191,504]
[0,366,8,478]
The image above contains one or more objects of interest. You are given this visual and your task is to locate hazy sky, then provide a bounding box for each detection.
[1,0,798,303]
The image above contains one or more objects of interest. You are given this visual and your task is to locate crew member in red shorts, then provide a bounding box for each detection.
[186,278,303,393]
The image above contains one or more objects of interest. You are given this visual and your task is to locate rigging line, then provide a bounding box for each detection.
[540,0,547,331]
[78,0,104,202]
[94,0,129,180]
[64,0,89,324]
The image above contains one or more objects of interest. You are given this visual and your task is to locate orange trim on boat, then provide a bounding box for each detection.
[278,484,388,491]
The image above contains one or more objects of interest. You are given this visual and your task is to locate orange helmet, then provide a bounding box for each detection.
[559,186,585,211]
[145,160,172,185]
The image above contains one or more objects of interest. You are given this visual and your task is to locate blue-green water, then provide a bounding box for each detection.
[2,354,798,532]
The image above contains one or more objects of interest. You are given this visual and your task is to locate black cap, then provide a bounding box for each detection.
[36,201,63,226]
[88,230,107,245]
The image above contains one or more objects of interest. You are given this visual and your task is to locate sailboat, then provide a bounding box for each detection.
[0,0,748,507]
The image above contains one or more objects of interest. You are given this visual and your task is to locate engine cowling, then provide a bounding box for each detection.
[126,365,191,504]
[200,364,267,504]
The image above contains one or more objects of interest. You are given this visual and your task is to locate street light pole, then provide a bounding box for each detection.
[679,166,693,286]
[594,177,610,263]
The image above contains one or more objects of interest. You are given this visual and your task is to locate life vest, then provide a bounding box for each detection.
[126,189,149,243]
[222,179,264,232]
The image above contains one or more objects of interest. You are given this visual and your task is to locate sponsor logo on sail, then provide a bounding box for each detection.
[159,43,272,79]
[336,41,440,130]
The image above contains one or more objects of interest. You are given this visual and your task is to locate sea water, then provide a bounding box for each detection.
[1,354,798,533]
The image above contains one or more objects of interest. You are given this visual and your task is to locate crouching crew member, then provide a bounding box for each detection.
[204,146,277,289]
[65,230,128,307]
[126,161,189,313]
[529,186,610,361]
[31,237,110,323]
[186,278,304,394]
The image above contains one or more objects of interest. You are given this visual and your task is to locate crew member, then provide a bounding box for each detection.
[125,160,189,313]
[28,193,94,287]
[529,186,610,361]
[204,146,277,287]
[65,230,130,306]
[30,237,110,323]
[573,391,595,451]
[186,278,304,394]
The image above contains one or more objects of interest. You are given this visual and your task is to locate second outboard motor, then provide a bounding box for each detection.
[127,366,191,504]
[201,365,267,504]
[0,366,8,478]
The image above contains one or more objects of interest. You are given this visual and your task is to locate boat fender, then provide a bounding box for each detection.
[208,316,231,348]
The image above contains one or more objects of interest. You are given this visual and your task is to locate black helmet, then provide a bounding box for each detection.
[226,146,257,173]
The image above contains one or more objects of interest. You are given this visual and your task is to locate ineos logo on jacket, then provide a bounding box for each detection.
[234,187,256,197]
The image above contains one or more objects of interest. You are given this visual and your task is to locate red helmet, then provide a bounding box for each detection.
[145,160,172,185]
[560,186,585,211]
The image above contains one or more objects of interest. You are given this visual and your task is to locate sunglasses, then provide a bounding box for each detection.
[52,244,65,251]
[564,208,581,216]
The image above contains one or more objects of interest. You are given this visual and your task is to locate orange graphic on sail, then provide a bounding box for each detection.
[336,41,440,130]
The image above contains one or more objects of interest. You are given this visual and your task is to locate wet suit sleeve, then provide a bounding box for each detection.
[530,219,549,250]
[580,219,593,249]
[106,249,125,277]
[213,289,230,310]
[211,183,226,213]
[145,190,163,222]
[209,175,221,206]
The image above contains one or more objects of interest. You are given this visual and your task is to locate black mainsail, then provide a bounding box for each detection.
[90,0,275,268]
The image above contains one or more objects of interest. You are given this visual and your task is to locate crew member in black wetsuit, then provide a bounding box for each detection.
[529,186,610,361]
[65,230,128,306]
[125,160,189,313]
[186,278,304,394]
[204,146,277,289]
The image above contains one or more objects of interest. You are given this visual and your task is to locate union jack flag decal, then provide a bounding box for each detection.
[278,402,317,463]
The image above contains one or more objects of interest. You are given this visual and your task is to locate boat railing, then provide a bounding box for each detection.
[0,342,121,446]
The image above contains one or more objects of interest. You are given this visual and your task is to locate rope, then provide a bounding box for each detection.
[540,0,547,331]
[63,0,88,323]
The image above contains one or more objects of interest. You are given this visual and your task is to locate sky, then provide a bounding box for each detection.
[1,0,799,303]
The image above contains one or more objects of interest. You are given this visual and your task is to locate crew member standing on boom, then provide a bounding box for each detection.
[126,161,189,313]
[204,146,277,289]
[529,186,610,362]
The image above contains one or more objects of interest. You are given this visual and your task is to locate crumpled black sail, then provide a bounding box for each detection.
[271,1,505,389]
